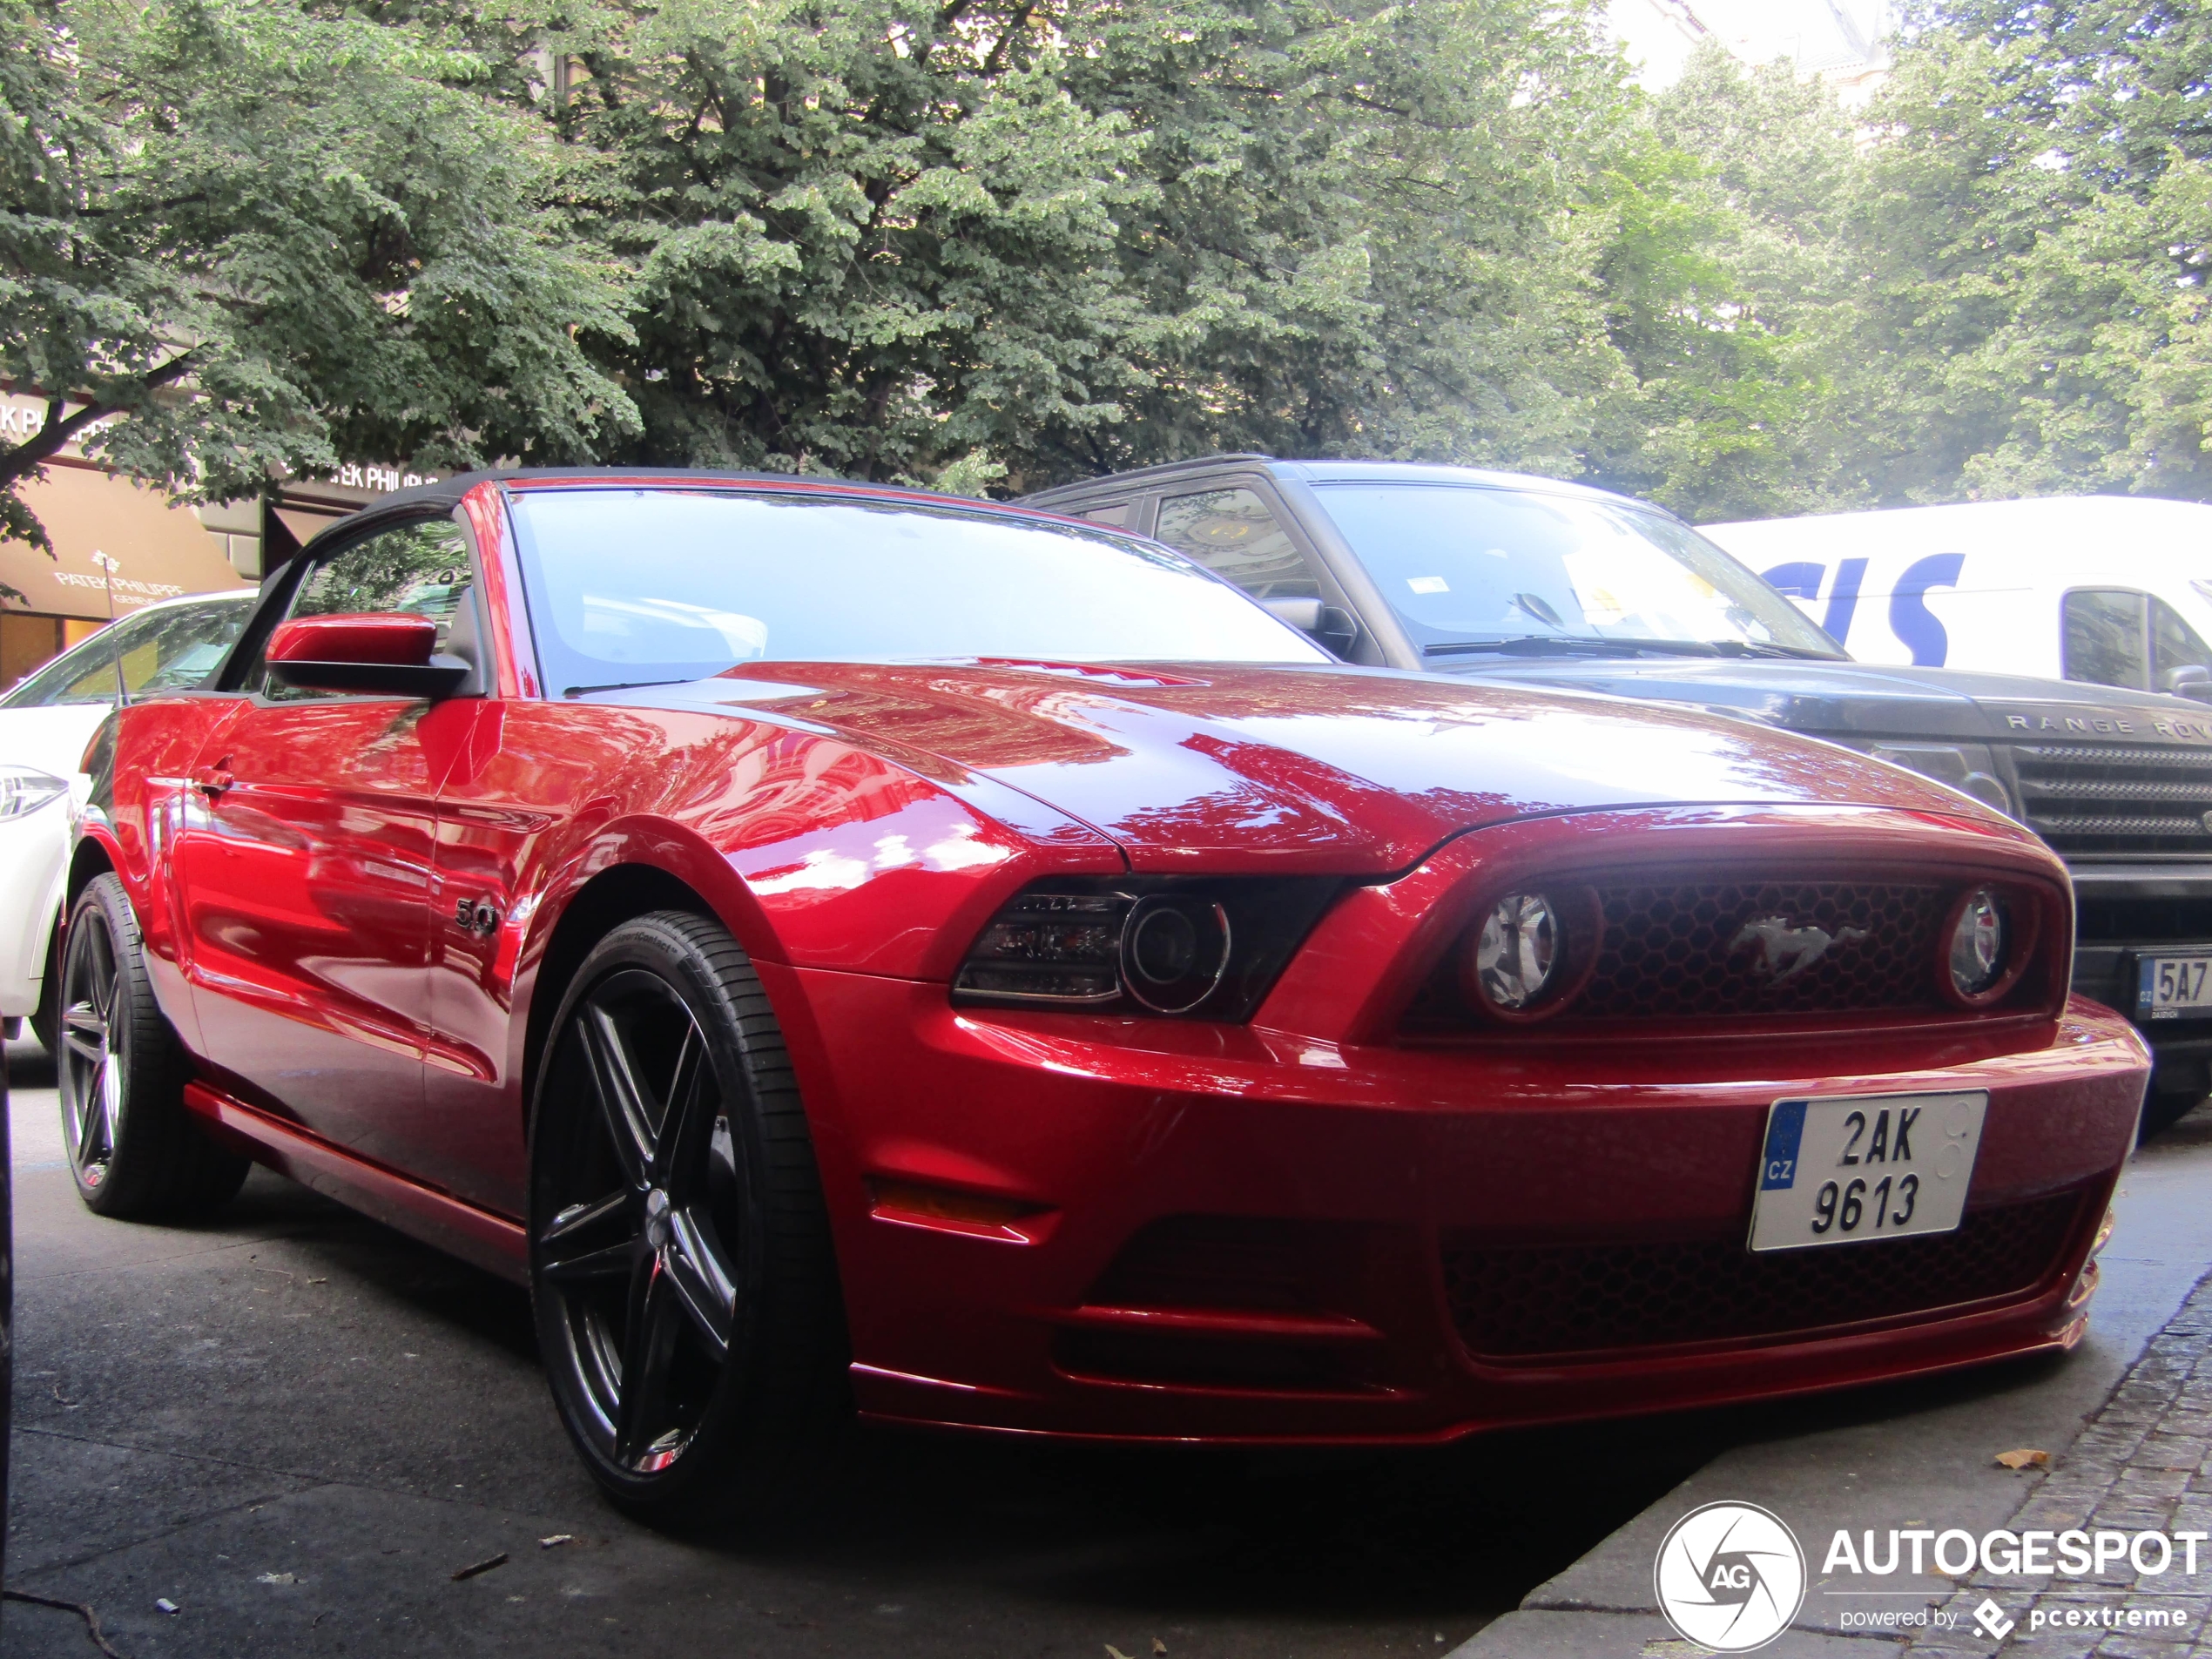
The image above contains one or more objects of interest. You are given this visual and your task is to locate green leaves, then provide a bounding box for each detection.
[16,0,2208,560]
[562,0,1638,493]
[0,0,637,553]
[1679,3,2212,516]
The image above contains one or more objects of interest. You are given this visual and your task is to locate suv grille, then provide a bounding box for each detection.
[1581,879,1948,1020]
[2013,744,2212,854]
[1441,1192,2084,1359]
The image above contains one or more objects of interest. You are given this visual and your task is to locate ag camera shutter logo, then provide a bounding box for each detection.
[1654,1501,1807,1652]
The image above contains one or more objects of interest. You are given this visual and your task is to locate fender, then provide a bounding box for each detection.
[489,774,1117,1133]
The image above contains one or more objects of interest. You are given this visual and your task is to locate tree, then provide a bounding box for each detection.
[546,0,1638,494]
[0,0,637,586]
[1581,46,1867,521]
[1809,2,2212,505]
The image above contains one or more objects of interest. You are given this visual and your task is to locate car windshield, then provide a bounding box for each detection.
[510,488,1331,694]
[1310,482,1843,658]
[0,596,252,708]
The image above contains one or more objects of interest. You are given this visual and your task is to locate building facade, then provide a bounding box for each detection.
[0,388,440,691]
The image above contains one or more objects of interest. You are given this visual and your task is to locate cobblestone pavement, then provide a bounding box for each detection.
[1905,1271,2212,1657]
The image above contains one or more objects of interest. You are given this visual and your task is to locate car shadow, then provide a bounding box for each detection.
[231,1165,1728,1621]
[3,1028,2128,1628]
[247,1190,2072,1625]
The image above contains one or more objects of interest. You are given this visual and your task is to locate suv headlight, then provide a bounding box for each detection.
[1867,744,2014,818]
[0,765,68,819]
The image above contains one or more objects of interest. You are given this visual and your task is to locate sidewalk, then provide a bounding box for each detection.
[1910,1271,2212,1657]
[1457,1108,2212,1658]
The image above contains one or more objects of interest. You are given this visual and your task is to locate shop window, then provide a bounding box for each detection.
[0,612,64,692]
[3,622,122,705]
[0,596,250,706]
[1155,487,1319,600]
[2062,589,2148,690]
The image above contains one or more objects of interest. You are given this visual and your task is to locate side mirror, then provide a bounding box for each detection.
[2163,664,2212,704]
[266,612,470,698]
[1261,596,1359,658]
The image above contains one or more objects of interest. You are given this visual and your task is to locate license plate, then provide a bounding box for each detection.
[1749,1091,1987,1253]
[2137,954,2212,1020]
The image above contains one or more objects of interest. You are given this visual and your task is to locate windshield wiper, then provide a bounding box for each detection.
[1702,639,1846,661]
[564,677,694,698]
[1422,636,1723,658]
[1422,635,1844,662]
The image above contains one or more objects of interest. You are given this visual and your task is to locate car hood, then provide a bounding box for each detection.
[0,704,114,778]
[1443,657,2212,749]
[627,660,2004,873]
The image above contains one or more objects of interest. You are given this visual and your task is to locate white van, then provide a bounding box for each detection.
[1703,496,2212,702]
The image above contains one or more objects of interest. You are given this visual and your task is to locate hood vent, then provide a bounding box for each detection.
[2013,745,2212,855]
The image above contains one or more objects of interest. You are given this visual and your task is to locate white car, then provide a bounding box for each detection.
[0,590,254,1049]
[1703,496,2212,699]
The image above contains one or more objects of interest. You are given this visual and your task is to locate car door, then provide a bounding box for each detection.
[170,518,480,1166]
[1152,478,1370,660]
[1154,482,1325,603]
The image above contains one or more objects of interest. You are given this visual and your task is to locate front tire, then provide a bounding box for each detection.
[2141,1086,2203,1141]
[58,874,248,1217]
[529,910,845,1524]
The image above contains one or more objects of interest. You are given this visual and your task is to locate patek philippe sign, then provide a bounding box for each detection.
[0,390,120,455]
[327,461,442,494]
[0,388,438,495]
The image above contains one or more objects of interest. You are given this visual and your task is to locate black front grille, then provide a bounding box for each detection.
[2077,897,2212,945]
[1580,879,1950,1020]
[2013,744,2212,854]
[1440,1192,2084,1359]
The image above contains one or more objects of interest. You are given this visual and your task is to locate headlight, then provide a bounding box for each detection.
[953,879,1341,1020]
[1122,894,1231,1013]
[1947,887,2007,997]
[956,892,1126,1004]
[0,765,68,820]
[1471,893,1559,1011]
[1867,744,2014,818]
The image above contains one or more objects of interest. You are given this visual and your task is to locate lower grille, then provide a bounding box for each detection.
[2014,744,2212,854]
[1441,1192,2084,1359]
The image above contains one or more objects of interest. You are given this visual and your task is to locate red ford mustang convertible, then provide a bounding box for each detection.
[66,471,2147,1517]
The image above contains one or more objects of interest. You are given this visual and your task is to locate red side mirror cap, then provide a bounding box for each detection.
[267,612,437,667]
[265,612,469,698]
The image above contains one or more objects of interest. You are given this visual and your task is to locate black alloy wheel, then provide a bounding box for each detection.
[530,910,844,1523]
[58,874,248,1217]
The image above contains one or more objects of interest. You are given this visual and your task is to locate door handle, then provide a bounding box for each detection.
[193,766,235,799]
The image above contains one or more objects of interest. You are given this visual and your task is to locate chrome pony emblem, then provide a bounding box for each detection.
[1728,916,1869,983]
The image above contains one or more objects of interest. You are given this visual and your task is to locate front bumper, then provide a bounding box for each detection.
[2068,863,2212,1098]
[0,798,70,1019]
[777,963,2148,1446]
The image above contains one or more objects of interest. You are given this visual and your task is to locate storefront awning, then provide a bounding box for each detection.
[0,462,250,619]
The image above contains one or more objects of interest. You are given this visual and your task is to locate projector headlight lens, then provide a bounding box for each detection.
[1947,887,2007,998]
[1473,892,1560,1012]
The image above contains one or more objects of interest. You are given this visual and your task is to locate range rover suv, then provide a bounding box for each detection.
[1023,456,2212,1132]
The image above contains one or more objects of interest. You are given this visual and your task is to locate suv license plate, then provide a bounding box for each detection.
[1749,1091,1987,1254]
[2138,955,2212,1020]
